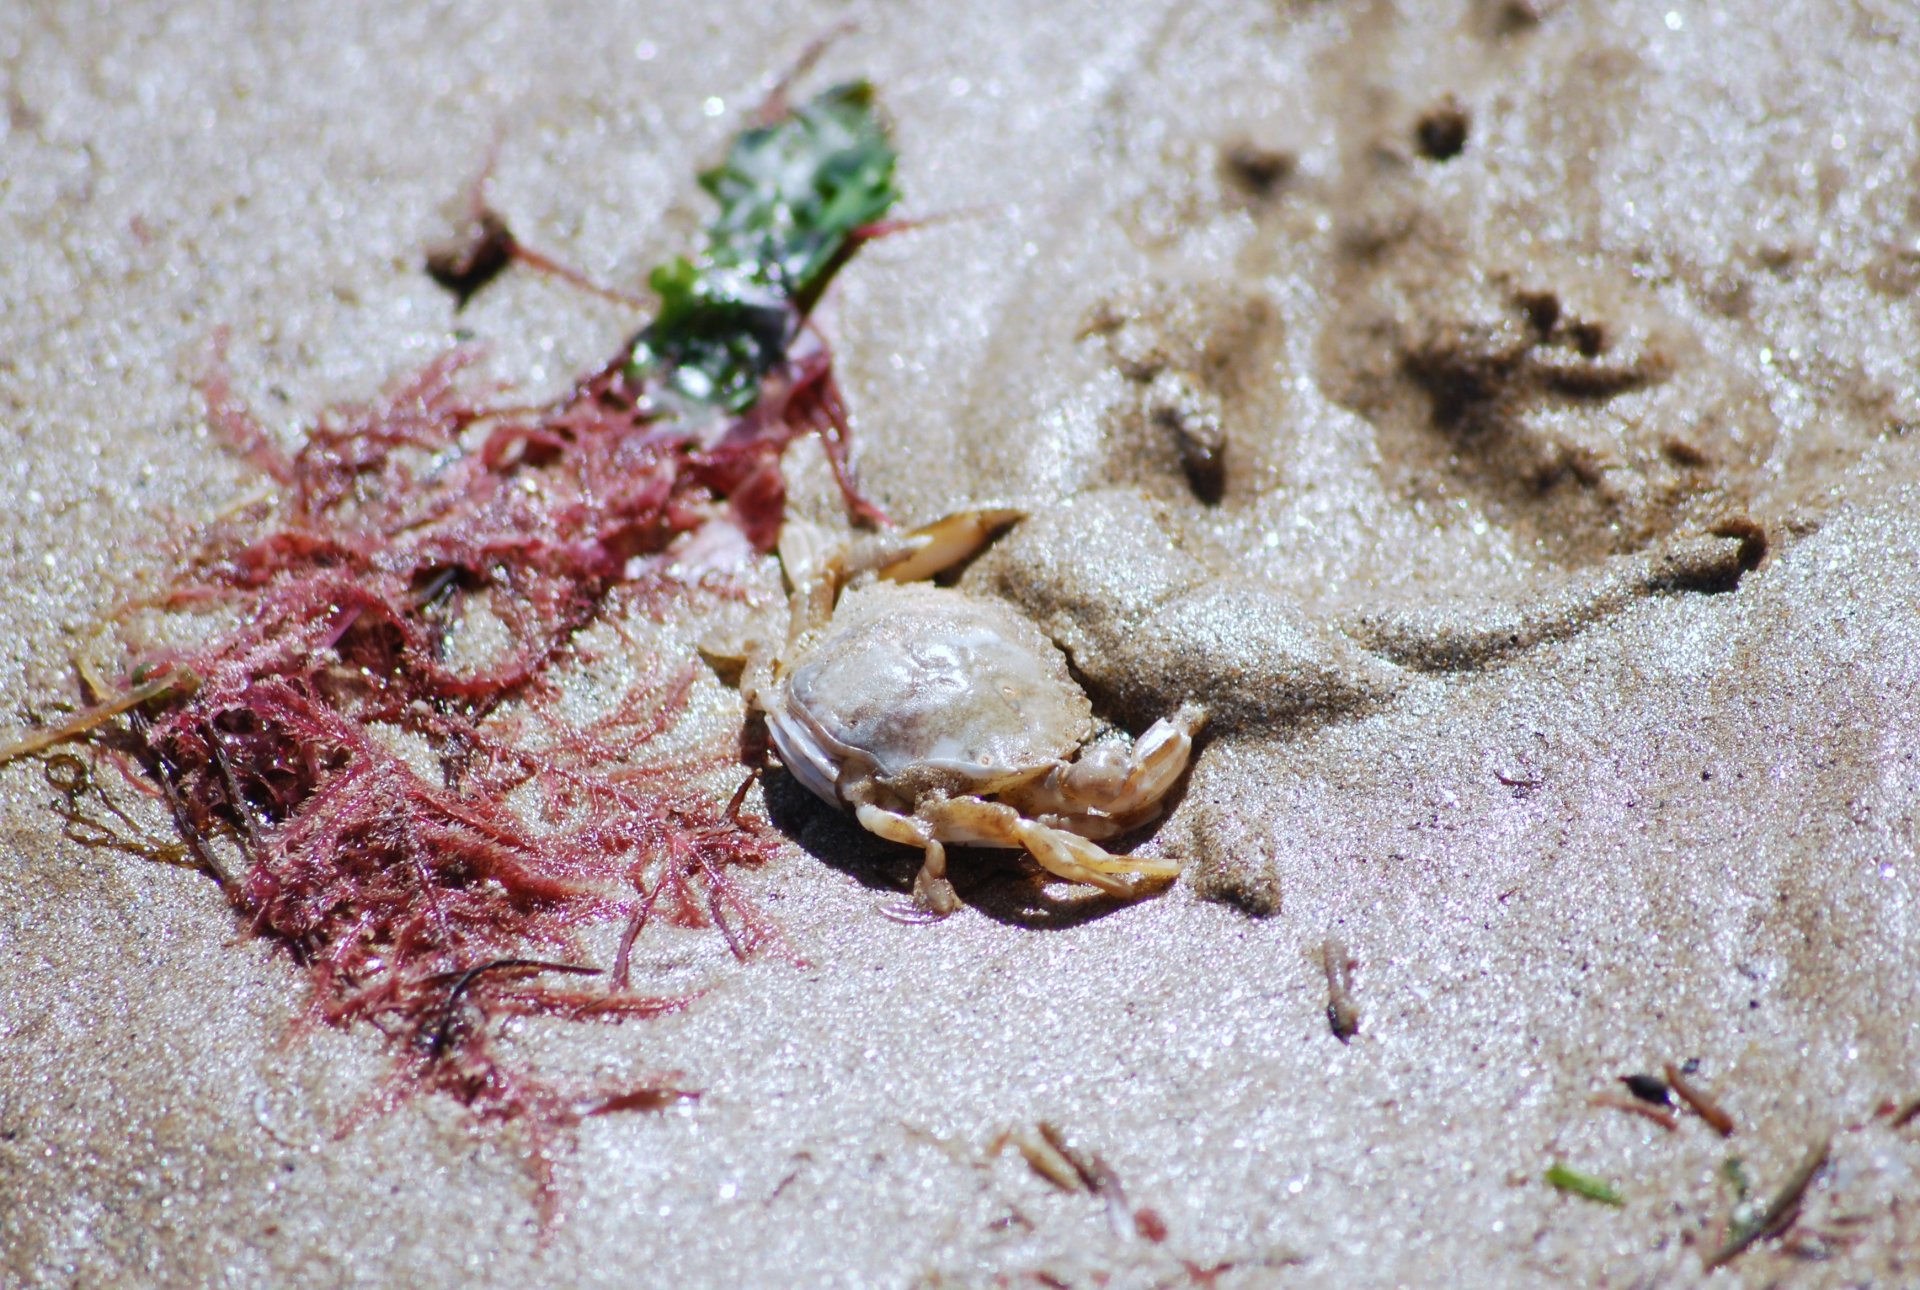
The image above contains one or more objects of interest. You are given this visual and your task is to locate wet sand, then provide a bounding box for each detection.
[4,2,1919,1284]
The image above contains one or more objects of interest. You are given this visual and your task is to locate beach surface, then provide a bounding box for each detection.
[4,2,1919,1284]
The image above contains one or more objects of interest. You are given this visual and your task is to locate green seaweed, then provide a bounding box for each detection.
[630,82,900,412]
[1545,1162,1624,1207]
[1720,1155,1753,1204]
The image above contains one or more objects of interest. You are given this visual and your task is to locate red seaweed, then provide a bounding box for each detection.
[0,76,909,1222]
[93,233,887,1211]
[130,315,882,1091]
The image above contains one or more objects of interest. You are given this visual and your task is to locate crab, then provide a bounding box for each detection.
[736,510,1207,918]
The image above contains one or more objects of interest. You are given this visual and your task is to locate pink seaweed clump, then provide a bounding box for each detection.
[121,322,880,1156]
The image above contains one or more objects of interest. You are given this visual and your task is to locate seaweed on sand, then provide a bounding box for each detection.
[3,79,901,1207]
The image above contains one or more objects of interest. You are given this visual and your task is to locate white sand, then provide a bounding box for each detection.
[4,2,1919,1284]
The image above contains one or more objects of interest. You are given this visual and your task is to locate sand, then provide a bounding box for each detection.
[4,1,1919,1285]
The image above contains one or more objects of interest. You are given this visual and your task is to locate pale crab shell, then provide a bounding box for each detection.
[765,580,1095,808]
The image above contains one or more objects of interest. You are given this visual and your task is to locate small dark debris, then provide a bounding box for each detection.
[1709,515,1769,570]
[1037,1122,1132,1238]
[1178,430,1227,504]
[1781,1233,1840,1262]
[1516,290,1561,339]
[1323,938,1360,1042]
[1414,99,1470,161]
[426,207,517,309]
[1622,1073,1672,1105]
[1477,0,1541,37]
[998,1123,1139,1242]
[994,1124,1083,1193]
[1661,435,1710,468]
[588,1087,697,1116]
[1494,769,1542,799]
[1222,140,1295,197]
[1402,342,1503,429]
[1498,2,1540,32]
[1566,319,1606,358]
[1148,369,1227,504]
[1889,1096,1920,1128]
[6,86,41,133]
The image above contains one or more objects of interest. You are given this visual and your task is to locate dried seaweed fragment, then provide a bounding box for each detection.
[426,207,517,309]
[1587,1091,1677,1131]
[39,752,188,865]
[992,1122,1142,1241]
[1705,1138,1831,1270]
[1665,1061,1735,1136]
[0,668,196,767]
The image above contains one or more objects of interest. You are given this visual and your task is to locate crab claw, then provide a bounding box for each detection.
[777,517,841,591]
[879,508,1025,584]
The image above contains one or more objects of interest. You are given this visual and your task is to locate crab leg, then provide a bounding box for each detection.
[1014,819,1178,897]
[855,803,958,915]
[1009,702,1208,831]
[921,796,1180,898]
[1099,702,1209,824]
[878,508,1025,584]
[1017,820,1181,878]
[775,510,1024,663]
[776,519,846,651]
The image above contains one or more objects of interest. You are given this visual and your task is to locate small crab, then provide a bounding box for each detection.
[736,510,1207,918]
